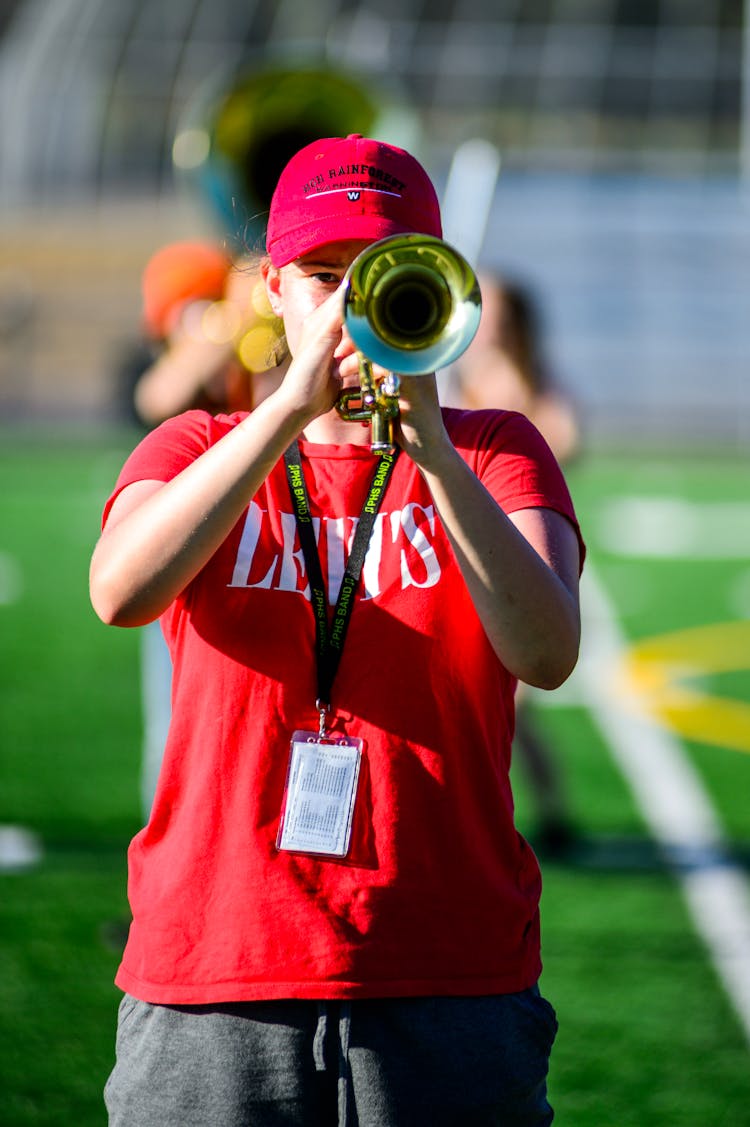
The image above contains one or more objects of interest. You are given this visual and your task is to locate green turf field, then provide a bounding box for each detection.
[1,431,749,1125]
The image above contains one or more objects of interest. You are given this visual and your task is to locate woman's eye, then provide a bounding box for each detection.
[312,272,340,285]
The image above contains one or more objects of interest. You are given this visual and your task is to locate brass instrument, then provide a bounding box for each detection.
[173,62,383,239]
[339,235,482,452]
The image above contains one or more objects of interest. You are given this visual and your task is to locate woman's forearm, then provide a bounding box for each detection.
[417,441,581,689]
[89,390,312,627]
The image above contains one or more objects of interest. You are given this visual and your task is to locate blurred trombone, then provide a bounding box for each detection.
[172,61,408,241]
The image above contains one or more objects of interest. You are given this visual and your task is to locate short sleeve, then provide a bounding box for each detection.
[101,409,236,527]
[445,407,585,569]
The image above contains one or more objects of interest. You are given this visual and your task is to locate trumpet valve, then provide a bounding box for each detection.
[336,388,372,421]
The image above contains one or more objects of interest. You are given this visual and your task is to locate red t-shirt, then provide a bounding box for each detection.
[103,407,584,1004]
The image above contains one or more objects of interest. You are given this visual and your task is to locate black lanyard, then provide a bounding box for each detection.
[284,440,399,721]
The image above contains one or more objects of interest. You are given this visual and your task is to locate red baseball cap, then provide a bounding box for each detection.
[266,134,442,267]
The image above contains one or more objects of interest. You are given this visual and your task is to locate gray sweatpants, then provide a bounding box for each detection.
[105,989,557,1126]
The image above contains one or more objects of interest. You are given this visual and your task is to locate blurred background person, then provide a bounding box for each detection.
[134,241,287,425]
[124,240,287,818]
[454,272,580,464]
[453,272,581,855]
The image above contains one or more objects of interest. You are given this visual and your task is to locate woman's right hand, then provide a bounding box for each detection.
[274,283,351,422]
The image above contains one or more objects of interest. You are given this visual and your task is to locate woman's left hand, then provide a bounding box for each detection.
[394,372,451,469]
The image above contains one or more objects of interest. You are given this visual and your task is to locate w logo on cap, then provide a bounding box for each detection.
[347,191,361,201]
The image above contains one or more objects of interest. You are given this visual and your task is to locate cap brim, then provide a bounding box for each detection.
[268,215,431,268]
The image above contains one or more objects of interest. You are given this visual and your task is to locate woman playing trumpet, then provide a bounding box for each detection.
[91,133,584,1127]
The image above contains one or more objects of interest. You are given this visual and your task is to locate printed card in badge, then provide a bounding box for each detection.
[277,732,363,858]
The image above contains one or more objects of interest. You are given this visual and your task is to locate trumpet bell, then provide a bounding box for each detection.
[343,235,482,374]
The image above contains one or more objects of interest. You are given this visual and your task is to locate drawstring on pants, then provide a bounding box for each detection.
[313,1001,353,1126]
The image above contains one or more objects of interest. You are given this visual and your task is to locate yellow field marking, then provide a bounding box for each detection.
[620,621,750,754]
[582,568,750,1048]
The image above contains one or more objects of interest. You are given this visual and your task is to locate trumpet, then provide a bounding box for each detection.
[338,235,482,452]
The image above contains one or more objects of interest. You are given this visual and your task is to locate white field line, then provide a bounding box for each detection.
[577,564,750,1047]
[596,497,750,559]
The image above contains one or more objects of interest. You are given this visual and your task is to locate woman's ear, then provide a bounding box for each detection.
[262,260,283,317]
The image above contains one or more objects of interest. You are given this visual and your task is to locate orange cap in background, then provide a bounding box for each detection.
[141,241,232,339]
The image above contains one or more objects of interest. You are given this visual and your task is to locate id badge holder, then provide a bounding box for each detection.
[277,730,363,859]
